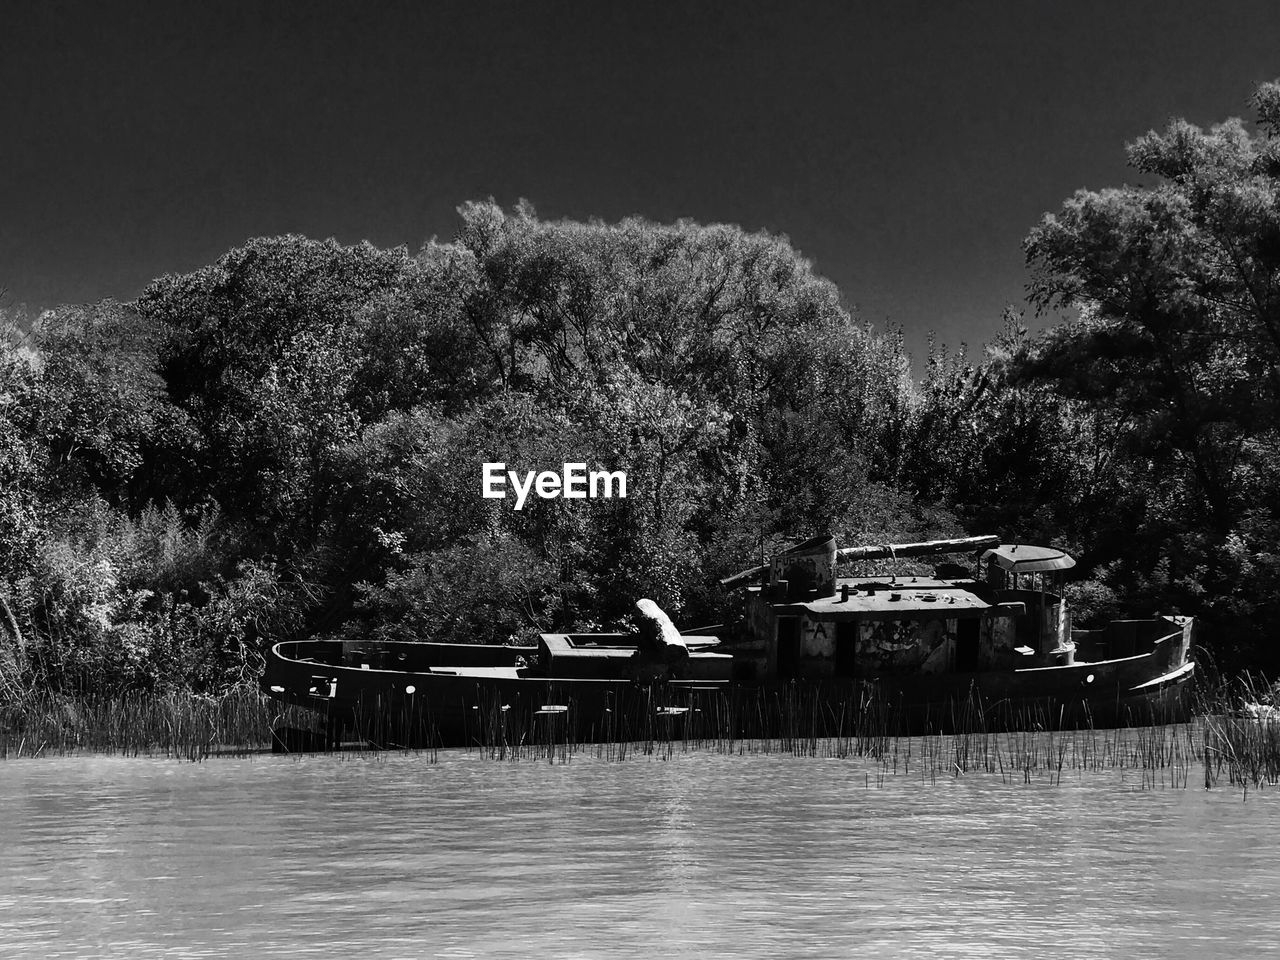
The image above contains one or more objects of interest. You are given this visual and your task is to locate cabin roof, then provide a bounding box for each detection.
[750,577,998,620]
[982,544,1076,573]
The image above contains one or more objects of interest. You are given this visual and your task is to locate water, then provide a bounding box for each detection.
[2,746,1279,959]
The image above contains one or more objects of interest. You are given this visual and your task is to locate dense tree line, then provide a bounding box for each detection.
[3,81,1280,695]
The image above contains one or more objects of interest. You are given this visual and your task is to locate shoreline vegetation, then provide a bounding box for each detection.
[3,679,1280,795]
[4,82,1280,774]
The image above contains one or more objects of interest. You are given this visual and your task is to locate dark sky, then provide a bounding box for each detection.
[3,1,1279,359]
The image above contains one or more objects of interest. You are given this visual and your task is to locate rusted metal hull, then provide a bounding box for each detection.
[858,659,1195,732]
[261,637,1196,749]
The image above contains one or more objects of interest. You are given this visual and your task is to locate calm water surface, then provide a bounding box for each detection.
[1,746,1278,959]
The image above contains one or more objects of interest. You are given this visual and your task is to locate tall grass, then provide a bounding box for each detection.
[1194,672,1280,794]
[5,672,1280,795]
[423,676,1280,791]
[434,683,1201,785]
[0,686,286,760]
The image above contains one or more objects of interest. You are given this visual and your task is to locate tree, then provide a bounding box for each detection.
[1020,79,1280,667]
[1023,81,1280,534]
[446,202,913,536]
[26,301,188,508]
[139,237,430,542]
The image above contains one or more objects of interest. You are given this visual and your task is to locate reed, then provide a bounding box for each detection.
[11,669,1280,792]
[1195,672,1280,791]
[435,678,1261,790]
[267,673,1235,791]
[0,686,291,760]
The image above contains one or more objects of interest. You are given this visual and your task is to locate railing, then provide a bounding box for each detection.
[1072,618,1188,665]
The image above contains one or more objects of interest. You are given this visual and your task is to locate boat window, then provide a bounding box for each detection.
[956,619,979,672]
[777,617,801,680]
[835,620,857,678]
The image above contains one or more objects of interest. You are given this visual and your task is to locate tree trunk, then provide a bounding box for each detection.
[0,594,23,652]
[0,594,27,701]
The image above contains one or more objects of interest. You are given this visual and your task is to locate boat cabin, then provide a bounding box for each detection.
[732,537,1076,682]
[537,633,732,681]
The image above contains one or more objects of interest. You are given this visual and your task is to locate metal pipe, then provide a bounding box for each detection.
[719,534,1000,589]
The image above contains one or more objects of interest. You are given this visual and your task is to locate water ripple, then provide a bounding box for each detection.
[1,750,1278,958]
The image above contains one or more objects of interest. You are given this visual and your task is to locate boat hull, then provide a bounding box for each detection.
[261,639,1196,749]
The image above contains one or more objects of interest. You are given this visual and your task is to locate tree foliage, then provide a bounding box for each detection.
[10,81,1280,695]
[1,209,945,692]
[1020,79,1280,667]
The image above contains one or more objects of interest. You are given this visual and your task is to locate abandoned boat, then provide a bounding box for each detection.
[261,535,1196,748]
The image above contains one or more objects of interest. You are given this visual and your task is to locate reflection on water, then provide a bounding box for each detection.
[2,748,1279,959]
